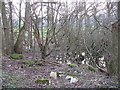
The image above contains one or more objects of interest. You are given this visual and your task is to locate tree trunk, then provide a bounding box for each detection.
[19,1,22,32]
[0,2,2,56]
[25,2,31,50]
[9,2,14,53]
[118,1,120,88]
[14,25,25,53]
[41,46,46,59]
[1,2,11,55]
[108,22,118,76]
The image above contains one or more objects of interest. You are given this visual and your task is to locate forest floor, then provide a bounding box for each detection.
[2,52,118,88]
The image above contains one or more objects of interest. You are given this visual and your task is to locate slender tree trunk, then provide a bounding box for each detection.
[25,2,31,50]
[118,1,120,88]
[30,19,33,49]
[40,2,46,59]
[0,2,2,56]
[41,2,43,46]
[19,1,22,32]
[0,2,1,89]
[9,2,14,53]
[51,3,57,46]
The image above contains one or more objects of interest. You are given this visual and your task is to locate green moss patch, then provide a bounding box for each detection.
[35,79,49,85]
[10,53,23,60]
[68,63,78,68]
[22,60,35,66]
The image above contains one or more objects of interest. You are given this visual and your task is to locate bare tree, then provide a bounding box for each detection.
[31,2,62,59]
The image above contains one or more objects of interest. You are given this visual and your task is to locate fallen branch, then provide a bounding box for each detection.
[85,60,109,76]
[96,64,109,76]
